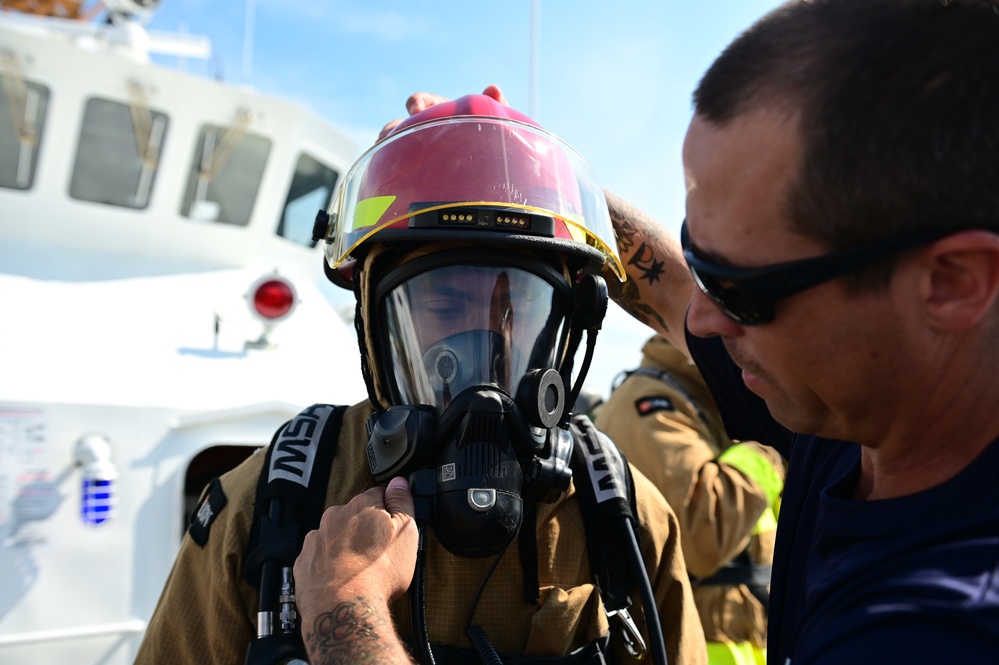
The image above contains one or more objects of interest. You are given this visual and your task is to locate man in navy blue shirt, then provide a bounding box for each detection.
[601,0,999,662]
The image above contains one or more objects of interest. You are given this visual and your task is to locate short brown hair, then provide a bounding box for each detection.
[694,0,999,288]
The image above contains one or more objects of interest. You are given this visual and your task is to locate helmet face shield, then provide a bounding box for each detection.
[378,262,570,413]
[323,116,624,281]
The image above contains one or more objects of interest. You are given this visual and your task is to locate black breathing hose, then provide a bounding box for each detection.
[619,518,669,665]
[466,625,503,665]
[565,331,599,419]
[463,551,506,665]
[411,524,436,665]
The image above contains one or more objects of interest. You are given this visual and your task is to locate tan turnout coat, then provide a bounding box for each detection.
[136,400,708,664]
[595,336,784,650]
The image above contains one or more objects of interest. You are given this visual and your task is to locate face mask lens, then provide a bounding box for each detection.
[382,264,567,412]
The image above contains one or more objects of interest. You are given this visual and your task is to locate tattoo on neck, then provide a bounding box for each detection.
[304,597,395,665]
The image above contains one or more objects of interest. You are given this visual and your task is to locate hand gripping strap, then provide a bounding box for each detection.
[568,414,639,612]
[243,404,347,587]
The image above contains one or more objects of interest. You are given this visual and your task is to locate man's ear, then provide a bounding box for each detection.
[922,230,999,331]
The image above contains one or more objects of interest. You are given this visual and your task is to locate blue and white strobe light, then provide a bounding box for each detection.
[75,433,117,526]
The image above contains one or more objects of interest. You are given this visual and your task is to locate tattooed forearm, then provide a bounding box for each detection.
[604,190,675,335]
[608,259,671,334]
[303,597,413,665]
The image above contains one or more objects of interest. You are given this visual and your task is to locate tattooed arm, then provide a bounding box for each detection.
[301,596,409,665]
[604,189,694,356]
[294,478,418,665]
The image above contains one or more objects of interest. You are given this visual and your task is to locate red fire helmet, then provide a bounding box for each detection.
[319,94,625,282]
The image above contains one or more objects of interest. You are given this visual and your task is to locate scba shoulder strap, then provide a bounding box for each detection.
[567,414,651,660]
[244,404,347,585]
[568,414,639,612]
[243,403,347,665]
[694,550,772,612]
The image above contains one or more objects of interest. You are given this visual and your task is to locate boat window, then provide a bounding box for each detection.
[181,122,271,226]
[0,76,49,191]
[183,445,259,539]
[278,152,340,247]
[69,97,169,208]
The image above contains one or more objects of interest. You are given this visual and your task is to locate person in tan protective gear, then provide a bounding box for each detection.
[135,92,707,665]
[596,335,784,665]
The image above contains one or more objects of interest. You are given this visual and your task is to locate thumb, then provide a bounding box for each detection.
[406,92,451,115]
[384,476,415,518]
[377,118,403,142]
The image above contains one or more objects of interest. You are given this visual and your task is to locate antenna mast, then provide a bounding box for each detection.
[530,0,539,119]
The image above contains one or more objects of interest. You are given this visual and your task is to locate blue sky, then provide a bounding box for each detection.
[147,0,786,395]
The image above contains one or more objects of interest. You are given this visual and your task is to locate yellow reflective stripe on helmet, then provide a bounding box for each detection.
[352,196,396,231]
[718,443,784,507]
[561,213,627,283]
[563,215,587,242]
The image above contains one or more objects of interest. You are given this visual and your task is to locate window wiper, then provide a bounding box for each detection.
[191,108,254,218]
[1,52,41,188]
[126,81,166,207]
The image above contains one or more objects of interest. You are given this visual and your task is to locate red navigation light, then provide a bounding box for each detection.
[248,275,298,322]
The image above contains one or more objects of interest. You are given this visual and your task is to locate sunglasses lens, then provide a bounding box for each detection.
[680,220,775,325]
[689,266,772,325]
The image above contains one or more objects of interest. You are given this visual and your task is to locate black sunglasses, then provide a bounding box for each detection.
[680,219,955,325]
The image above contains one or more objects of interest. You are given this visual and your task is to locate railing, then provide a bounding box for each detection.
[0,619,146,646]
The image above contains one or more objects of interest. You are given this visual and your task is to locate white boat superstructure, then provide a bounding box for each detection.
[0,3,366,663]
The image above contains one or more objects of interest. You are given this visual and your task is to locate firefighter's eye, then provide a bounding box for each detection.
[424,298,464,318]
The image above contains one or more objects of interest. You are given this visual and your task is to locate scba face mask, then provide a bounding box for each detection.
[384,261,564,410]
[365,254,578,557]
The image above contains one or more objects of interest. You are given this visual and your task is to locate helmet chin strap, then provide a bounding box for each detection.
[355,244,391,410]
